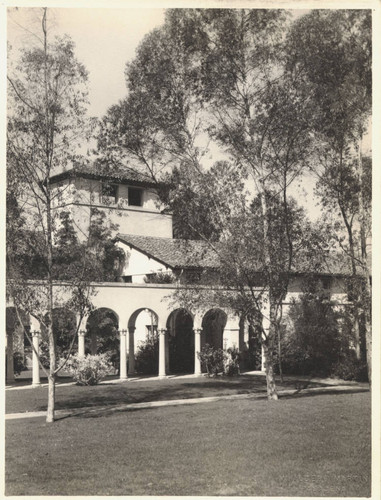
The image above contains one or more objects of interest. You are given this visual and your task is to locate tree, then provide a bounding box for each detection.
[97,9,334,400]
[7,8,97,422]
[285,10,372,381]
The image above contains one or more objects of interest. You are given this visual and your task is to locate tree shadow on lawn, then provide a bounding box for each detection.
[32,375,361,413]
[62,386,370,420]
[280,386,370,400]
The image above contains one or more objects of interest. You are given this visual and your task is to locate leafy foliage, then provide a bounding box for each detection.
[64,354,113,385]
[197,344,240,377]
[135,330,159,375]
[281,280,367,380]
[86,308,120,372]
[13,352,27,376]
[144,271,176,284]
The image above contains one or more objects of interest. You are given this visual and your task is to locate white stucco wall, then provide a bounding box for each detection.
[134,310,157,349]
[116,242,173,283]
[51,177,173,240]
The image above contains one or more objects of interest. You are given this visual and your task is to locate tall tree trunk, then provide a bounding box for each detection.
[263,342,278,400]
[356,133,371,384]
[277,324,284,383]
[259,187,279,400]
[46,327,56,423]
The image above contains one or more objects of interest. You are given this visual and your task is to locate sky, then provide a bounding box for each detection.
[5,5,374,220]
[7,7,166,118]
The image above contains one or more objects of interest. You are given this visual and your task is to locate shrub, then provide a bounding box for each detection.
[64,354,112,385]
[332,357,368,382]
[13,351,26,375]
[224,347,240,376]
[197,344,240,377]
[135,331,159,374]
[281,282,342,377]
[198,344,224,376]
[144,271,176,284]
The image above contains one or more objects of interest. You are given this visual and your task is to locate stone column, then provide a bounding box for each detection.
[32,330,41,387]
[194,328,202,376]
[119,330,127,380]
[165,331,170,374]
[6,332,15,384]
[158,328,167,378]
[78,330,86,357]
[128,326,136,375]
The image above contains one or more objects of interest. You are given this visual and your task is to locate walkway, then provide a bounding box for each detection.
[5,383,369,420]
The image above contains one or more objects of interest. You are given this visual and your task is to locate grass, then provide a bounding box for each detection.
[5,372,363,415]
[5,391,371,496]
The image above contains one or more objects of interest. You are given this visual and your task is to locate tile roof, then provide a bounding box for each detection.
[49,164,158,187]
[116,234,369,277]
[116,234,220,269]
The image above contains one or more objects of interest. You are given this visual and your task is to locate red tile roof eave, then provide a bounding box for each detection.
[48,169,159,188]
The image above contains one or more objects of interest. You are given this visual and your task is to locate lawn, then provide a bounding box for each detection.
[5,387,371,496]
[6,372,362,415]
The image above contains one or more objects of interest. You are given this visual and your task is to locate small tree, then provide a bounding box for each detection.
[281,280,342,377]
[7,8,99,422]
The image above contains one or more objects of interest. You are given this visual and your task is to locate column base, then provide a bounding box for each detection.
[32,382,41,387]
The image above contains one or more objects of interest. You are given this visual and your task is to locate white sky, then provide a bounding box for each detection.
[5,5,373,219]
[7,7,166,118]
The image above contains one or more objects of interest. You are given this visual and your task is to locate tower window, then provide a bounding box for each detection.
[128,187,143,206]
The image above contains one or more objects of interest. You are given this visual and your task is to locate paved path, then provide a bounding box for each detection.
[5,384,369,421]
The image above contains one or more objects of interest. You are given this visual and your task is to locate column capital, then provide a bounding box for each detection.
[119,329,128,337]
[78,330,86,337]
[31,330,40,338]
[158,328,167,335]
[194,328,202,335]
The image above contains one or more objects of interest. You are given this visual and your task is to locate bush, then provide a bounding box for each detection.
[332,357,368,382]
[281,283,342,377]
[64,354,112,385]
[224,347,240,376]
[135,331,159,374]
[13,351,26,375]
[198,344,224,376]
[197,344,240,377]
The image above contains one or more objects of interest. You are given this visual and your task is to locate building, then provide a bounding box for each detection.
[6,167,352,385]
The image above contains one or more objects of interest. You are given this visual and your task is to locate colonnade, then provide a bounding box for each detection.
[6,307,246,385]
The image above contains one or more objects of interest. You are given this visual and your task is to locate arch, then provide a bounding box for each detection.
[86,307,119,358]
[128,308,159,375]
[166,308,194,374]
[6,307,30,380]
[202,308,228,350]
[128,307,158,330]
[41,307,77,351]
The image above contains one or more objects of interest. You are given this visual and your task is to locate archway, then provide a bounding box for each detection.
[167,309,194,374]
[86,308,119,370]
[202,309,227,350]
[6,307,30,380]
[39,308,77,368]
[129,308,159,375]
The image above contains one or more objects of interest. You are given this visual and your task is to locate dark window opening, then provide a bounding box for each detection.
[122,276,132,283]
[128,187,143,206]
[321,276,332,290]
[102,182,118,203]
